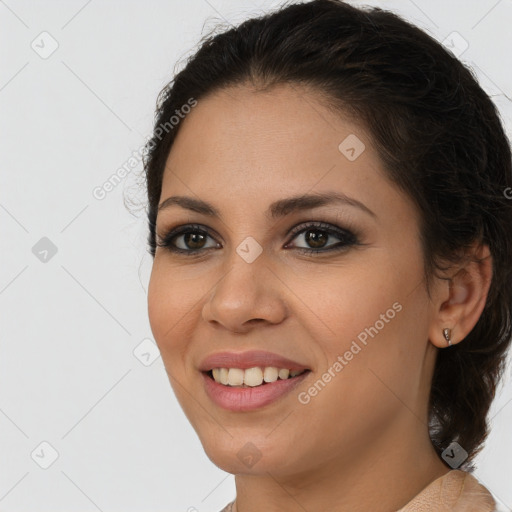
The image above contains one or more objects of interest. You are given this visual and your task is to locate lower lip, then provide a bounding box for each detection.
[202,371,310,412]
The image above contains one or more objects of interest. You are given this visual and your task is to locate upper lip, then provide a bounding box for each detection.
[198,350,311,372]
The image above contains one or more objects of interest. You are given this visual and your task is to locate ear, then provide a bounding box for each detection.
[428,243,493,349]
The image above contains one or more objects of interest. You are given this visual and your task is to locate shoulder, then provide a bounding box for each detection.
[398,469,497,512]
[218,501,234,512]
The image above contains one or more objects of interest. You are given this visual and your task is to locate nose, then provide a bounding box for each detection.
[201,250,288,334]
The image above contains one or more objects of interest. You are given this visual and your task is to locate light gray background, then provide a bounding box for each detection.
[1,1,511,511]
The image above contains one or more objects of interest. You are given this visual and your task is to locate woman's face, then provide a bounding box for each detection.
[148,84,440,477]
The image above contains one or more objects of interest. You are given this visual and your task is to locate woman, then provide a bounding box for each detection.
[143,0,512,510]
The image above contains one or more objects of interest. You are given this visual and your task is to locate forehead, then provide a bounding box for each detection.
[164,84,371,183]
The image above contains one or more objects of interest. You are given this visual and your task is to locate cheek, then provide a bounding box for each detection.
[282,257,403,344]
[286,253,426,393]
[147,263,167,343]
[147,262,194,361]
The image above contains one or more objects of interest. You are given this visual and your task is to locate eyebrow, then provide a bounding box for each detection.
[157,191,376,219]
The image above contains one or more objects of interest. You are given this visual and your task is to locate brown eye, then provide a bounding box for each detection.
[286,222,358,254]
[182,232,208,250]
[157,224,220,254]
[157,221,358,256]
[303,229,329,248]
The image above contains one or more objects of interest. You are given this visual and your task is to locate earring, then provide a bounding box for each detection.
[443,328,452,347]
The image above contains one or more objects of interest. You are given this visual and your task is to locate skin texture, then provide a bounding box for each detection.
[147,84,492,512]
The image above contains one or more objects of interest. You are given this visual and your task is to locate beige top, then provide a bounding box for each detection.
[219,470,497,511]
[397,469,496,511]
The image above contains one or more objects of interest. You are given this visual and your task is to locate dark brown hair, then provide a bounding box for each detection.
[142,0,512,468]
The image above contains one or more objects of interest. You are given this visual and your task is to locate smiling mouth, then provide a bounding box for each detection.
[204,367,311,388]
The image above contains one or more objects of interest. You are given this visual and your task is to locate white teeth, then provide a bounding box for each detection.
[244,367,264,387]
[227,368,244,386]
[263,367,279,383]
[209,366,306,387]
[278,368,290,380]
[219,368,229,385]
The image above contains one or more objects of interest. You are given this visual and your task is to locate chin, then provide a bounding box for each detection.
[199,433,300,476]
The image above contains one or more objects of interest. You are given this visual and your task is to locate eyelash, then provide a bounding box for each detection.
[156,221,359,257]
